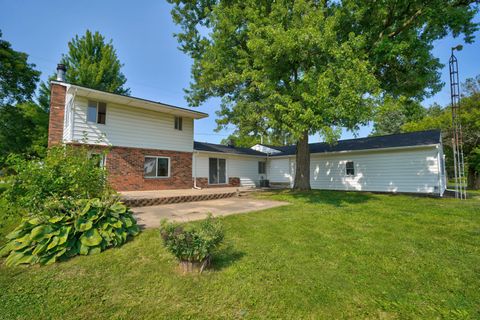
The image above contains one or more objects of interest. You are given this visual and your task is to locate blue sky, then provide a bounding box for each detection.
[1,0,479,143]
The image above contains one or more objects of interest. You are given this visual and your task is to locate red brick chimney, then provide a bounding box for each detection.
[47,64,67,147]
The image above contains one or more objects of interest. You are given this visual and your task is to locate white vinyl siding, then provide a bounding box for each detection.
[267,158,293,185]
[266,146,442,194]
[194,153,266,187]
[307,146,441,194]
[69,97,194,152]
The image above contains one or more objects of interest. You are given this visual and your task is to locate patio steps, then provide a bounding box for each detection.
[121,188,255,208]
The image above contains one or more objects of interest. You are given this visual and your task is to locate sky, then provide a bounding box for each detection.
[1,0,479,144]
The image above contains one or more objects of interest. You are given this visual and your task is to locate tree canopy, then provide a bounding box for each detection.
[403,75,480,189]
[0,30,40,106]
[39,30,130,110]
[371,96,427,136]
[221,130,296,148]
[167,0,479,190]
[0,31,46,168]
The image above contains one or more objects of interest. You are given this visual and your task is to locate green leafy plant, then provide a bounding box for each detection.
[3,145,111,217]
[160,215,224,273]
[0,198,139,266]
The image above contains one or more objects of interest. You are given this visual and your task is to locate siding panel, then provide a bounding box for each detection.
[70,97,194,152]
[268,158,293,184]
[308,147,441,193]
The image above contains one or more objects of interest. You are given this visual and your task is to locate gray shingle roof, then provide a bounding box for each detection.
[194,130,441,157]
[267,130,442,156]
[193,141,267,156]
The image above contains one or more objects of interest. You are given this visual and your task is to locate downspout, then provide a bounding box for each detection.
[266,152,270,185]
[436,144,442,196]
[69,88,77,142]
[193,151,201,189]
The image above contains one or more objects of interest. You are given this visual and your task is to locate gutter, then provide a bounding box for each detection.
[193,150,268,158]
[270,143,441,159]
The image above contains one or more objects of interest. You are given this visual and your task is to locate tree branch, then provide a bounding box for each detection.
[387,6,424,38]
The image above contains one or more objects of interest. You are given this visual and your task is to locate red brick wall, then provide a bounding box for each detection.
[195,177,240,188]
[103,145,193,191]
[48,83,66,147]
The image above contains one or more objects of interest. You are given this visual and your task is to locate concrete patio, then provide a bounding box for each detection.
[131,197,290,228]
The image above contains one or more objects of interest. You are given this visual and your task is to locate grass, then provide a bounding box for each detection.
[1,190,479,319]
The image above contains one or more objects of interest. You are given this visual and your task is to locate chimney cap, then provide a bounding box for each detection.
[56,63,67,82]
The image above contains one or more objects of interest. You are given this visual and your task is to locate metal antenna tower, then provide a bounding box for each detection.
[449,45,467,199]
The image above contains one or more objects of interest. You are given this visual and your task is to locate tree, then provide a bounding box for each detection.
[39,30,130,110]
[0,31,45,168]
[403,76,480,189]
[221,130,295,148]
[167,0,479,190]
[0,103,49,167]
[0,30,40,105]
[371,96,427,136]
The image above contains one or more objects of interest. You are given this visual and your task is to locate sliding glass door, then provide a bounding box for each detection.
[209,158,226,184]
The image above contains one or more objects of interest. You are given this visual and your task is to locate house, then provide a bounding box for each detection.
[48,65,447,196]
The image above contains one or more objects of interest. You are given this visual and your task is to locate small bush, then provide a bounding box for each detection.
[3,145,110,217]
[160,215,224,272]
[0,198,139,266]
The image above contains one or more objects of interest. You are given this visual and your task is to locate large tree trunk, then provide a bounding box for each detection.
[293,131,311,191]
[467,166,480,190]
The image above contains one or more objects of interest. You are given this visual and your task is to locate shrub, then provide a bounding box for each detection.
[0,198,139,266]
[160,215,224,273]
[3,145,110,216]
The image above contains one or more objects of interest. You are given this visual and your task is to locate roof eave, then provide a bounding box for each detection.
[270,143,441,158]
[52,81,208,119]
[194,149,268,157]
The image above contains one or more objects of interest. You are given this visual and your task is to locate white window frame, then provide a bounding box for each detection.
[88,152,106,168]
[258,161,266,174]
[87,100,107,125]
[345,161,355,176]
[208,157,228,185]
[144,156,171,179]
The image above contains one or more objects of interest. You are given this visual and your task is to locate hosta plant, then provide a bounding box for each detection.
[160,215,224,273]
[0,198,139,266]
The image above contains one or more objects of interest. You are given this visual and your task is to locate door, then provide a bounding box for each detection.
[209,158,226,184]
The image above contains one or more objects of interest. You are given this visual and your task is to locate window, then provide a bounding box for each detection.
[258,161,266,174]
[174,116,183,130]
[346,161,355,176]
[209,158,226,184]
[97,102,106,124]
[87,100,107,124]
[89,152,106,168]
[144,156,170,178]
[87,101,97,123]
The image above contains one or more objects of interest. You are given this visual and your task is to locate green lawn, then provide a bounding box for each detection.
[1,191,479,319]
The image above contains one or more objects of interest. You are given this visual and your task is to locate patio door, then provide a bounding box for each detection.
[209,158,226,184]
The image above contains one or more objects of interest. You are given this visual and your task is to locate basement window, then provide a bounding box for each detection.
[87,100,107,124]
[174,116,183,130]
[144,156,170,178]
[89,152,106,168]
[346,161,355,176]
